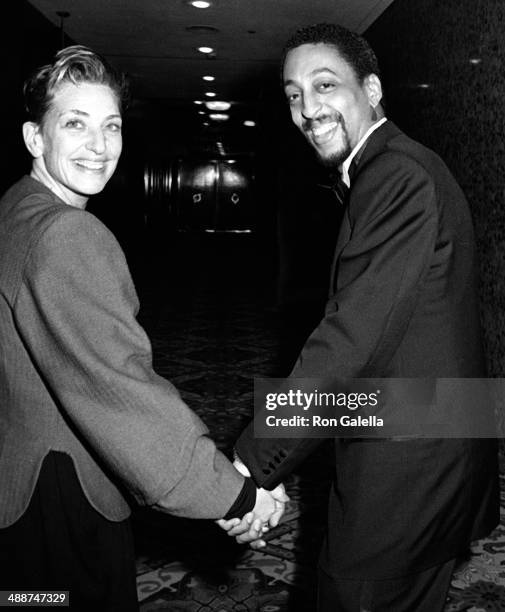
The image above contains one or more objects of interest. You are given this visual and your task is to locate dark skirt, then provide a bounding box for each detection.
[0,451,138,611]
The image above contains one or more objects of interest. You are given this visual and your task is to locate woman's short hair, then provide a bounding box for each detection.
[24,45,129,124]
[282,23,380,83]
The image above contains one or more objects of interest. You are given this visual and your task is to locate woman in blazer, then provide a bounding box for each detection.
[0,45,283,610]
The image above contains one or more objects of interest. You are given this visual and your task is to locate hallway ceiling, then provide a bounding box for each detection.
[26,0,394,153]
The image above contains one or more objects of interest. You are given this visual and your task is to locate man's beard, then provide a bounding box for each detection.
[317,140,352,168]
[303,114,352,169]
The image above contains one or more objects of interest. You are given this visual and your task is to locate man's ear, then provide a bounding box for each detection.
[22,122,44,158]
[364,74,383,109]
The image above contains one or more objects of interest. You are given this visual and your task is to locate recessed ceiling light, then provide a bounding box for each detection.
[417,83,430,89]
[203,121,210,126]
[198,111,205,115]
[205,92,217,98]
[469,58,482,65]
[243,120,256,127]
[194,100,203,105]
[197,46,214,54]
[202,75,215,81]
[209,113,229,121]
[205,100,231,111]
[189,1,211,8]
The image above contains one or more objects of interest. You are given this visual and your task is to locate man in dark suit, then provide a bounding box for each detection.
[220,24,499,611]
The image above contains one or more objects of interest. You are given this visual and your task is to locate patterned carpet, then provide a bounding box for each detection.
[133,234,505,611]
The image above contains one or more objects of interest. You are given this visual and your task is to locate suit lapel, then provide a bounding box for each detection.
[352,120,402,176]
[327,121,402,296]
[329,207,351,296]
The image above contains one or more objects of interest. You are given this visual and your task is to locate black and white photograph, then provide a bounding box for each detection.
[1,1,504,610]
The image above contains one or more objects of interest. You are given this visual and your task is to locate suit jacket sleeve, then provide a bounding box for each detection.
[15,208,244,519]
[236,151,439,488]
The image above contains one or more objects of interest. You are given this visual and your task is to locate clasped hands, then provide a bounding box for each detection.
[217,458,289,548]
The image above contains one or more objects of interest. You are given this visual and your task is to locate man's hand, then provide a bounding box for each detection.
[217,482,289,544]
[232,456,288,529]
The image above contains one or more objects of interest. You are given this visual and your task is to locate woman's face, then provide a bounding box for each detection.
[26,81,122,208]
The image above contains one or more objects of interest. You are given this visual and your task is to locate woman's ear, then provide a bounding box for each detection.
[22,122,44,158]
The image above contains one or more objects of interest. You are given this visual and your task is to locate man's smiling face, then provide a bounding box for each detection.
[283,42,381,167]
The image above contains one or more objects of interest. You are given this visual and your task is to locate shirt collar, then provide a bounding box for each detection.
[341,117,387,187]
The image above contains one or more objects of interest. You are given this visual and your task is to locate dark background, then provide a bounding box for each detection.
[3,0,505,388]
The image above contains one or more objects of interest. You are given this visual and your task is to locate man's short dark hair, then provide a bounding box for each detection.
[282,23,380,83]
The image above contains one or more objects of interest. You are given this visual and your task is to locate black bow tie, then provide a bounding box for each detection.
[316,176,349,206]
[331,177,349,207]
[317,159,359,206]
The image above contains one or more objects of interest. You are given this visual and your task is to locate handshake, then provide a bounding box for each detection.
[216,457,289,548]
